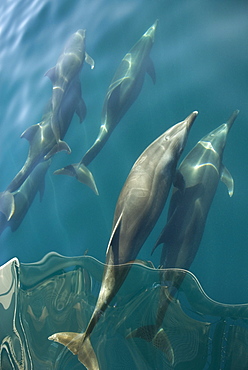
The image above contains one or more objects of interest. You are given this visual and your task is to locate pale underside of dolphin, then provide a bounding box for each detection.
[48,111,198,370]
[128,110,239,365]
[54,20,158,186]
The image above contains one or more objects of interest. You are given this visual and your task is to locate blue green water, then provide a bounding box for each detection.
[1,0,248,316]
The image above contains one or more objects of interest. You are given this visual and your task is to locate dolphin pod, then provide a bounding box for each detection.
[54,20,158,183]
[48,111,198,370]
[0,29,97,224]
[127,110,239,364]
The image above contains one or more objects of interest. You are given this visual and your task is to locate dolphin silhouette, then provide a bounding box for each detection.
[46,29,94,147]
[48,111,198,370]
[128,110,238,364]
[0,160,51,235]
[0,77,97,221]
[54,20,158,183]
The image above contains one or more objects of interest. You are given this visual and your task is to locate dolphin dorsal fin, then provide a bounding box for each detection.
[85,53,95,69]
[220,164,234,197]
[21,124,40,141]
[146,56,156,84]
[44,66,56,83]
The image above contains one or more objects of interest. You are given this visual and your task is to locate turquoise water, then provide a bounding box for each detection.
[1,2,248,365]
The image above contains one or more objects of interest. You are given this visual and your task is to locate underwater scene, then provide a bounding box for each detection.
[1,0,248,369]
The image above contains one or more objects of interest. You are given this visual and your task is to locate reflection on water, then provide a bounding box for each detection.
[1,252,248,369]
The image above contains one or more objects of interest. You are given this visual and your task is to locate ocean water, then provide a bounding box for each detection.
[1,0,248,368]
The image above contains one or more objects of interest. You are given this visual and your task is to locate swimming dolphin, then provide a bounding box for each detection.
[0,160,51,235]
[0,77,97,221]
[54,20,158,183]
[128,110,238,364]
[46,29,94,147]
[48,111,198,370]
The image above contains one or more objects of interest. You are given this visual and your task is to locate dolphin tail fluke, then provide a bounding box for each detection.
[44,140,71,160]
[48,331,99,370]
[0,191,15,221]
[54,163,99,195]
[127,325,174,365]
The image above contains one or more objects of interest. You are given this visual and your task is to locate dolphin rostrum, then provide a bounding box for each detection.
[0,77,97,221]
[128,110,238,364]
[48,111,198,370]
[46,29,94,147]
[54,20,158,182]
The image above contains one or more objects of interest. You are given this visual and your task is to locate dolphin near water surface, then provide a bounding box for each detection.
[128,110,239,365]
[48,111,198,370]
[46,29,94,147]
[0,76,97,222]
[54,20,158,183]
[0,160,51,235]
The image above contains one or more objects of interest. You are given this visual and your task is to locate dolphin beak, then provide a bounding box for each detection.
[185,111,198,131]
[226,109,239,132]
[145,19,159,41]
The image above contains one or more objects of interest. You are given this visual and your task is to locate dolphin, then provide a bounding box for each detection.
[0,77,97,221]
[45,28,94,147]
[128,110,238,364]
[54,20,158,182]
[48,111,198,370]
[0,160,51,235]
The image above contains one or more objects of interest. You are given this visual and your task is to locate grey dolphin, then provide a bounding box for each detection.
[46,29,94,147]
[48,111,198,370]
[54,20,158,182]
[128,110,238,364]
[0,160,51,235]
[0,77,97,221]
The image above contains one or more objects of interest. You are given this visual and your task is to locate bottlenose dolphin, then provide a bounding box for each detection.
[46,29,94,147]
[0,77,97,221]
[54,20,158,182]
[128,110,238,364]
[48,111,198,370]
[0,160,51,235]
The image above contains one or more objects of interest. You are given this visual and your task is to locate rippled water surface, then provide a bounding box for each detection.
[1,0,248,307]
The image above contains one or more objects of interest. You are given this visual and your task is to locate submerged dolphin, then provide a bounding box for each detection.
[48,111,198,370]
[0,77,97,221]
[46,28,94,147]
[128,110,238,364]
[54,20,158,182]
[0,160,51,235]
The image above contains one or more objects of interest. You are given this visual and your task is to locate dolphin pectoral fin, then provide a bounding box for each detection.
[48,332,99,370]
[21,123,40,141]
[44,140,71,160]
[220,164,234,197]
[54,163,99,195]
[76,97,87,123]
[44,66,56,83]
[106,211,123,256]
[0,191,15,221]
[85,52,95,69]
[127,326,174,365]
[146,56,156,84]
